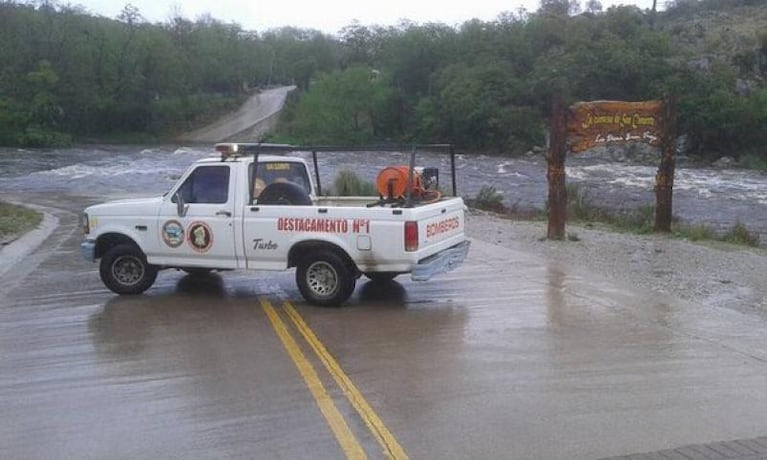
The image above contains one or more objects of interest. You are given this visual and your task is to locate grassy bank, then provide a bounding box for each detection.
[0,202,42,244]
[467,184,761,248]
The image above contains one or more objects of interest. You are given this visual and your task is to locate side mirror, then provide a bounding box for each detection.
[174,192,189,217]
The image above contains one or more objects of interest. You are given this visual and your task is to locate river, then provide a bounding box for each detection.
[1,144,766,243]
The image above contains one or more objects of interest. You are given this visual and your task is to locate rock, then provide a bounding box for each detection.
[712,156,736,168]
[735,78,756,96]
[687,56,711,73]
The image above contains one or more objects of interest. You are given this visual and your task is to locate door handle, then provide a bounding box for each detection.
[216,210,232,217]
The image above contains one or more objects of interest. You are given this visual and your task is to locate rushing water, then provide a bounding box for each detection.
[1,144,766,242]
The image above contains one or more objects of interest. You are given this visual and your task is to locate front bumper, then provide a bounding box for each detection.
[411,240,471,282]
[81,239,96,262]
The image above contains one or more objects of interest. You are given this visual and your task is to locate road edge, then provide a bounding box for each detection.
[0,206,59,279]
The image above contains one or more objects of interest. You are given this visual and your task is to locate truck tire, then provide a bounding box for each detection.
[258,182,312,206]
[296,250,356,307]
[99,244,158,295]
[364,272,399,283]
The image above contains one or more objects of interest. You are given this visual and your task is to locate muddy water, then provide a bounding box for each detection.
[1,145,766,240]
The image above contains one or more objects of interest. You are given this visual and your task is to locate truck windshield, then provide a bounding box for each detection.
[250,161,311,198]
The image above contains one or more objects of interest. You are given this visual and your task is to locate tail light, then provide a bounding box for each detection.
[404,221,418,252]
[81,213,90,235]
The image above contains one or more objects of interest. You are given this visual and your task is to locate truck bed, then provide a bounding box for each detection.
[314,196,456,208]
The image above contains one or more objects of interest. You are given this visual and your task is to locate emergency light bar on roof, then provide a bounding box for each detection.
[215,142,298,160]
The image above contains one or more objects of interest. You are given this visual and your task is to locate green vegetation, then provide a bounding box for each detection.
[330,170,378,196]
[562,184,656,233]
[465,185,506,213]
[722,221,761,247]
[468,182,761,247]
[0,2,337,146]
[1,0,766,161]
[739,153,767,171]
[677,223,717,242]
[0,202,42,242]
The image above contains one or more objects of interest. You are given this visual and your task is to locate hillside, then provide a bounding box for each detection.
[659,1,767,77]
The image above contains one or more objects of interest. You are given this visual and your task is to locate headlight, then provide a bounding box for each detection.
[81,213,90,235]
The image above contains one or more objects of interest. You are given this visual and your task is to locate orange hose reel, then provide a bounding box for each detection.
[376,166,424,199]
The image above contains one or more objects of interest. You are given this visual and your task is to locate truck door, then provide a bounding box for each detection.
[242,161,312,270]
[156,164,238,269]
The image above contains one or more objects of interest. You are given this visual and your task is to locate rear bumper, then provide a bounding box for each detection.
[411,240,471,282]
[81,239,96,262]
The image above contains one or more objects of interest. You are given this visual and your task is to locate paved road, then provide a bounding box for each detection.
[177,86,296,143]
[2,195,767,459]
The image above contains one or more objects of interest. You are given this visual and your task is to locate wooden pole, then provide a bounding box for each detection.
[450,144,457,197]
[547,96,568,240]
[654,96,677,232]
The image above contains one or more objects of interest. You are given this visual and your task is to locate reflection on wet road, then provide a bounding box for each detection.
[2,196,767,459]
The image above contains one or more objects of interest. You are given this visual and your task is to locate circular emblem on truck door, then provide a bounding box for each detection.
[161,220,185,248]
[187,221,214,253]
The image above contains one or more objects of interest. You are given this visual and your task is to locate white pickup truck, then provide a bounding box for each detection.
[80,143,470,306]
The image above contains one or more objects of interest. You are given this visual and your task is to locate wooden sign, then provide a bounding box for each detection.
[567,100,664,153]
[546,97,676,239]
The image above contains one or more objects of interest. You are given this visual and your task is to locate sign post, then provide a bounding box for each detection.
[554,98,674,236]
[547,96,568,240]
[654,97,677,232]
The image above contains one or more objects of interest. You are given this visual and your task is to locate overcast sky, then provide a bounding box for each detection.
[70,0,658,35]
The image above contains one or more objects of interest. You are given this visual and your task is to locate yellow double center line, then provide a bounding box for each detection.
[260,298,408,460]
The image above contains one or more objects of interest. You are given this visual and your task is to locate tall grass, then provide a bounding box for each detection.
[0,202,42,241]
[331,170,378,196]
[467,185,506,213]
[464,182,763,248]
[723,221,760,247]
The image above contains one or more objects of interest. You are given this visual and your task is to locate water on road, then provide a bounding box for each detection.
[2,145,766,240]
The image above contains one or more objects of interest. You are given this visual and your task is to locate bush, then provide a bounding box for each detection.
[673,221,760,247]
[676,223,717,242]
[610,205,655,234]
[566,183,606,221]
[16,126,71,148]
[739,152,767,171]
[723,221,760,247]
[468,185,506,212]
[331,170,377,196]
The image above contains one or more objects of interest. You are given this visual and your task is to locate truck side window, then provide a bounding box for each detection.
[177,165,230,204]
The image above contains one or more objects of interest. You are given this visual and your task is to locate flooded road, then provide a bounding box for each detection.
[2,144,767,241]
[2,191,767,458]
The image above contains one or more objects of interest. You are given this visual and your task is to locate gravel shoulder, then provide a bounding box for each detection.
[466,210,767,317]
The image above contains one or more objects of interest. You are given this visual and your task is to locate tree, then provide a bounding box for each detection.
[585,0,603,14]
[539,0,581,16]
[289,66,392,144]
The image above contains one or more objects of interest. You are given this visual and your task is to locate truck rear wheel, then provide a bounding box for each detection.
[99,244,158,295]
[296,250,356,307]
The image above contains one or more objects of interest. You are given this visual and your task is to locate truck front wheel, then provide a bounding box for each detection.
[296,250,356,307]
[99,244,158,295]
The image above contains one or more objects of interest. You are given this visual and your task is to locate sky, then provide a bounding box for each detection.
[70,0,658,35]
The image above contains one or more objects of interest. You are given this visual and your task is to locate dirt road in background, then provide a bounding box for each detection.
[177,85,295,143]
